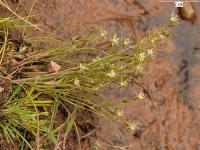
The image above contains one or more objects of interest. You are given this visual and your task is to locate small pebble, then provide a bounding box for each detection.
[179,3,196,22]
[48,60,61,73]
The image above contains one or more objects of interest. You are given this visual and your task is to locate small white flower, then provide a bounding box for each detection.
[111,108,124,117]
[111,34,119,46]
[123,38,131,46]
[171,12,178,22]
[147,49,154,56]
[116,110,124,117]
[170,12,178,26]
[79,63,88,71]
[92,56,101,62]
[118,65,124,70]
[99,63,104,68]
[138,52,146,62]
[120,80,128,87]
[99,28,107,38]
[125,120,137,132]
[149,33,159,46]
[74,78,80,86]
[107,70,116,78]
[99,84,103,87]
[136,64,143,73]
[137,91,145,100]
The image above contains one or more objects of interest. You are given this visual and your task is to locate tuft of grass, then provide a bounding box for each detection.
[0,8,178,149]
[0,86,52,149]
[0,0,43,31]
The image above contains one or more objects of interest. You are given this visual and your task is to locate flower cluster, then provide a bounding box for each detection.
[169,12,178,27]
[79,63,88,72]
[74,77,80,86]
[92,56,101,62]
[110,108,124,117]
[111,34,120,47]
[99,28,107,39]
[107,70,116,78]
[135,64,144,74]
[147,49,154,56]
[137,91,145,100]
[137,52,146,62]
[125,120,137,132]
[123,38,131,46]
[149,32,160,46]
[120,79,128,87]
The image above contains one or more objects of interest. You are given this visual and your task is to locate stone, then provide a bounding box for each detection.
[179,3,195,21]
[48,60,61,73]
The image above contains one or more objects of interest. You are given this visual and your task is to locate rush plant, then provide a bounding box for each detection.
[0,2,178,148]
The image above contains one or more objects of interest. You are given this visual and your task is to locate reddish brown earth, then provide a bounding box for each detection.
[3,0,200,149]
